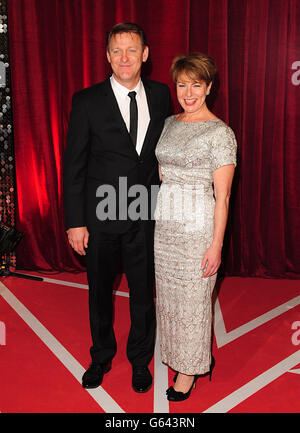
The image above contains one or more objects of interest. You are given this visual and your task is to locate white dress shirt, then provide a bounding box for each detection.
[110,75,150,155]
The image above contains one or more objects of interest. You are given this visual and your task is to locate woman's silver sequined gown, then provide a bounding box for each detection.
[154,115,237,374]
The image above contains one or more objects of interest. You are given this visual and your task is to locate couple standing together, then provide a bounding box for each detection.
[64,22,236,402]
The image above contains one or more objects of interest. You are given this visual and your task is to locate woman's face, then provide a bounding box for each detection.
[176,72,212,115]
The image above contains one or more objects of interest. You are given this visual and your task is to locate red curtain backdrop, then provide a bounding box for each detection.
[6,0,300,277]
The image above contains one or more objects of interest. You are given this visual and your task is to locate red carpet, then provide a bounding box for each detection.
[0,272,299,413]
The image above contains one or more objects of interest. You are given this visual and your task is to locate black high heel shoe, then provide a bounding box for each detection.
[166,375,199,402]
[173,355,215,383]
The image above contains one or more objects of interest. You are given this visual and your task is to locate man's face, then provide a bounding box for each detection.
[106,32,149,89]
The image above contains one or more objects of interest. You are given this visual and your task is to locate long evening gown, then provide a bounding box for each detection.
[154,115,237,374]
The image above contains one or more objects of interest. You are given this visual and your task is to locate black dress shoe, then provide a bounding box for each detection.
[132,366,152,393]
[82,361,111,389]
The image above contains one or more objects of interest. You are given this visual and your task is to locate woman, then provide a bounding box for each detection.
[154,53,237,401]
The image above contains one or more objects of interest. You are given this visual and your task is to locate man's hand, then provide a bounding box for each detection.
[67,226,89,256]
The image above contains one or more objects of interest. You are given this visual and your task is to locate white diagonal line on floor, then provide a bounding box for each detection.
[18,274,129,298]
[213,297,228,347]
[214,295,300,348]
[42,277,89,289]
[0,282,124,413]
[203,350,300,413]
[154,327,169,413]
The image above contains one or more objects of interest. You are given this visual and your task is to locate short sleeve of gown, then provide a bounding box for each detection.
[156,115,174,149]
[210,124,237,171]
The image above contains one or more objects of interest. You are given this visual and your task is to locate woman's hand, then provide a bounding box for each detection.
[201,244,222,278]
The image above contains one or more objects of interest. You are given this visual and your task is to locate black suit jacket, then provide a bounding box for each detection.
[63,77,172,233]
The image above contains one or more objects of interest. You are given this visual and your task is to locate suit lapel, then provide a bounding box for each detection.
[100,77,159,159]
[101,78,138,155]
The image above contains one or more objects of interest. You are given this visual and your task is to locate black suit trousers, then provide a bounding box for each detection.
[86,221,156,366]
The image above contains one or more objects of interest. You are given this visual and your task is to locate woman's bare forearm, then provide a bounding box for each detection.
[211,195,230,250]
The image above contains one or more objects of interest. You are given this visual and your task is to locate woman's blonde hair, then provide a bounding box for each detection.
[170,53,217,85]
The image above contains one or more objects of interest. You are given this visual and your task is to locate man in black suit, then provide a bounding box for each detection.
[63,23,172,392]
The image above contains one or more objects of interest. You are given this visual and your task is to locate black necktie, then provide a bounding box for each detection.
[128,91,138,146]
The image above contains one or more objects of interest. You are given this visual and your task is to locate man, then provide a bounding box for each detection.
[63,23,172,392]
